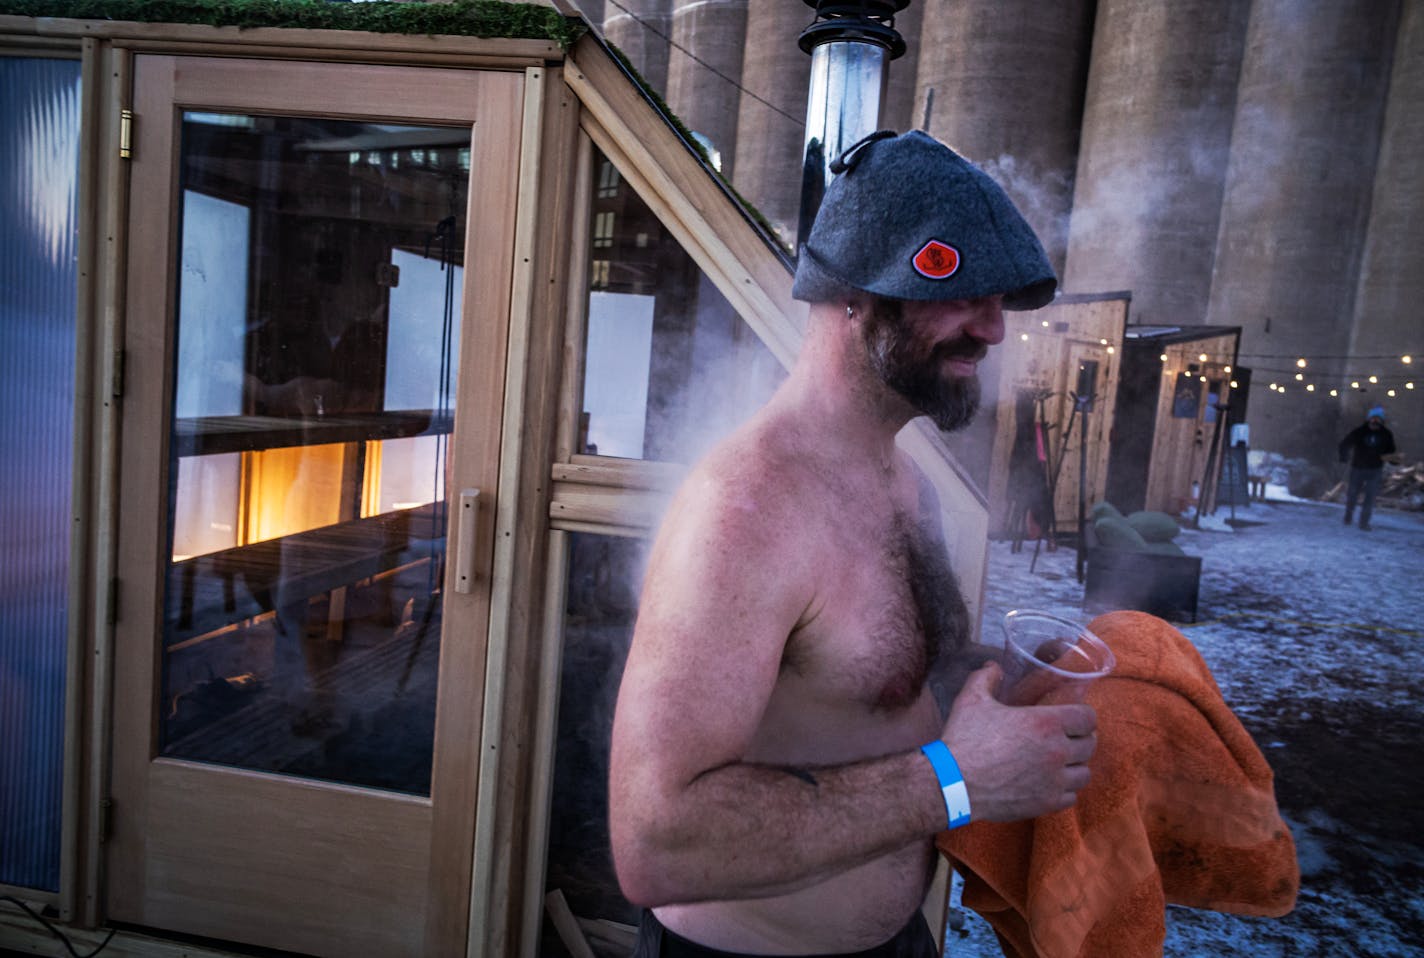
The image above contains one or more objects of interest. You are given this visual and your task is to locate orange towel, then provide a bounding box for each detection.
[937,610,1298,958]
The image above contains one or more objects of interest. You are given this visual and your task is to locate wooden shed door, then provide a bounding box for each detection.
[106,55,524,956]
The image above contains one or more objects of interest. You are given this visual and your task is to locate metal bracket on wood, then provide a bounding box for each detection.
[119,108,133,159]
[455,488,481,594]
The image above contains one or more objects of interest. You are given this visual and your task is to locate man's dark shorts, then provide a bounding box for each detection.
[631,910,938,958]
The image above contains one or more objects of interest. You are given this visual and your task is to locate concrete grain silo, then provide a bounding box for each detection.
[603,0,673,95]
[665,0,749,175]
[574,0,605,29]
[880,0,924,134]
[914,0,1094,276]
[1063,0,1251,321]
[590,0,1418,462]
[1344,0,1424,454]
[1205,0,1399,460]
[730,0,812,245]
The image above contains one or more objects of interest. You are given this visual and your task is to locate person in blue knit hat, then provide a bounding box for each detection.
[1337,405,1398,530]
[612,131,1094,957]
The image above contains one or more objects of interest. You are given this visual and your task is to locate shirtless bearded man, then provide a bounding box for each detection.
[610,131,1097,956]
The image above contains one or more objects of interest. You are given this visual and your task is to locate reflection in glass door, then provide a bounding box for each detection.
[162,112,469,794]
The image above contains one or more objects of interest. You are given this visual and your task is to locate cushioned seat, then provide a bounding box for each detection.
[1084,502,1200,622]
[1125,510,1180,542]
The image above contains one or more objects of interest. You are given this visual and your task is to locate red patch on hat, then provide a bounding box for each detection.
[913,240,960,280]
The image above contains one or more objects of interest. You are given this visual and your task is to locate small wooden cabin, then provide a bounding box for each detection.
[1105,325,1244,516]
[0,3,988,955]
[967,293,1245,538]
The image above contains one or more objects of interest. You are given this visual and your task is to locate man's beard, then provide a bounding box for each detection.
[861,298,983,432]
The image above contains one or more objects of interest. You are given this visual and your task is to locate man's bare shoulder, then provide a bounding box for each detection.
[640,413,836,606]
[625,415,835,686]
[668,414,832,535]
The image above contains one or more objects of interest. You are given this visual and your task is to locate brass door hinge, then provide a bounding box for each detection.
[119,108,133,159]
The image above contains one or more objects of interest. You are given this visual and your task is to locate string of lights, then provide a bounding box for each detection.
[1155,352,1416,386]
[1010,338,1420,396]
[1264,381,1416,399]
[1248,365,1414,375]
[1247,351,1412,370]
[1135,349,1420,401]
[1170,364,1417,380]
[1164,354,1415,369]
[1235,352,1420,361]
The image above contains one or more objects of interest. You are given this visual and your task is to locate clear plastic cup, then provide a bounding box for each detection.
[996,610,1116,706]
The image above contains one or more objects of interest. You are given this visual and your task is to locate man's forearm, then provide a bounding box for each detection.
[611,748,944,907]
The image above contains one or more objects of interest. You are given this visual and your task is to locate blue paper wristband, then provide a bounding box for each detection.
[920,740,972,830]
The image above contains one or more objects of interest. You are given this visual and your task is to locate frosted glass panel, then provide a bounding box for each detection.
[0,56,81,893]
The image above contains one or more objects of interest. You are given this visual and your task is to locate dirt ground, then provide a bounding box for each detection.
[959,495,1424,957]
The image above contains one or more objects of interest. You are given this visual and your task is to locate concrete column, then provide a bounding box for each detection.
[729,0,811,246]
[1205,0,1399,460]
[914,0,1094,276]
[573,0,605,29]
[603,0,673,96]
[1063,0,1251,321]
[1346,0,1423,460]
[881,0,924,134]
[664,0,749,176]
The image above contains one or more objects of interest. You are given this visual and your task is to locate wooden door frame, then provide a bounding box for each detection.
[106,52,524,956]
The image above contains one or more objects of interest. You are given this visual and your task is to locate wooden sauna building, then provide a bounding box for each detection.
[970,295,1244,538]
[0,2,990,955]
[1104,325,1245,517]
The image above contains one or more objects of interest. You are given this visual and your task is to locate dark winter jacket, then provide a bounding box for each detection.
[1338,423,1396,470]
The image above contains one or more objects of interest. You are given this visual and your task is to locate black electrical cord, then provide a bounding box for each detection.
[0,895,116,957]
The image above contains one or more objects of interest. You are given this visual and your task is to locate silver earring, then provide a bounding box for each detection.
[846,305,854,319]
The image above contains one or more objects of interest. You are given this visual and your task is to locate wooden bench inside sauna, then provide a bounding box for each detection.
[167,410,449,643]
[160,406,454,786]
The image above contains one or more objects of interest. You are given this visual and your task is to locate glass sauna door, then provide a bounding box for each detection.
[107,56,524,956]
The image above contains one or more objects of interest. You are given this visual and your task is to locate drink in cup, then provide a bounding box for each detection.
[996,610,1115,706]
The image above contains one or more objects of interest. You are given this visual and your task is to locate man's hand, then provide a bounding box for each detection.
[940,663,1098,822]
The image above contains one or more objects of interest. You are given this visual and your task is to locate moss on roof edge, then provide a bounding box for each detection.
[0,0,586,48]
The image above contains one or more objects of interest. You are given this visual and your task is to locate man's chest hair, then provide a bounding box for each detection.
[782,508,970,712]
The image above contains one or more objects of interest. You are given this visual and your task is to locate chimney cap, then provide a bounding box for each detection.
[798,0,910,58]
[801,0,911,11]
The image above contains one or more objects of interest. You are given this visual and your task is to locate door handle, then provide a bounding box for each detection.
[455,488,481,594]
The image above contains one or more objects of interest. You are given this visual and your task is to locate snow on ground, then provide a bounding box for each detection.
[945,496,1424,957]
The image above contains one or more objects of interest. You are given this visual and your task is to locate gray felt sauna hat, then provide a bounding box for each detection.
[793,130,1057,310]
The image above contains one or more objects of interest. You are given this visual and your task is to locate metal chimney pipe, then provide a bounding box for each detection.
[796,0,909,248]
